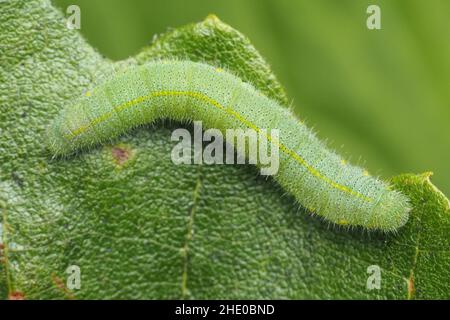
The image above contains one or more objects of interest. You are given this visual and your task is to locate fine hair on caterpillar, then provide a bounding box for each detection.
[48,60,411,231]
[171,121,280,176]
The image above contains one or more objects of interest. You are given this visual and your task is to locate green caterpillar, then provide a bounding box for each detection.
[48,60,411,231]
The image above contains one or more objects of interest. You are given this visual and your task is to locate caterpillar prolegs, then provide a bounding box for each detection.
[48,60,411,231]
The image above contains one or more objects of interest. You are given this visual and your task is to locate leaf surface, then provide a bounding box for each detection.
[0,0,448,299]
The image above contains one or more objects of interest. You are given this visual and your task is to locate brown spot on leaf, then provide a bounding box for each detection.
[51,273,75,300]
[8,291,25,300]
[407,275,415,299]
[111,144,135,167]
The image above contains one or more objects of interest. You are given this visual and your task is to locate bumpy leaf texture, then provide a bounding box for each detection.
[0,0,449,299]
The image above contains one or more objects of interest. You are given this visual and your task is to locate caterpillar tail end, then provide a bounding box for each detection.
[46,118,78,157]
[366,190,412,232]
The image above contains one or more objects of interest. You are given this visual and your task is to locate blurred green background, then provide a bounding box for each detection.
[53,0,450,195]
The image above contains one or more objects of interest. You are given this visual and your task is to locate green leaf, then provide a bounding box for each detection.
[0,0,448,299]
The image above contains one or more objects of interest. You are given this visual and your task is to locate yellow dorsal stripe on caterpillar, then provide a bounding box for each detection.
[66,89,372,202]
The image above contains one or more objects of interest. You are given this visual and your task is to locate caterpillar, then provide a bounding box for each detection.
[48,60,411,231]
